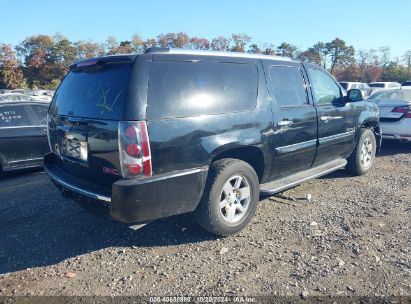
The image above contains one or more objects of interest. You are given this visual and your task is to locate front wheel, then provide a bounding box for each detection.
[194,158,259,236]
[346,128,376,176]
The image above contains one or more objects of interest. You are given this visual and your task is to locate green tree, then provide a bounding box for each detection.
[276,42,298,58]
[298,47,322,65]
[325,38,355,74]
[231,33,251,52]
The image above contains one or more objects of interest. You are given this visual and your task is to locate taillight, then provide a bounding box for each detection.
[118,121,152,178]
[392,107,408,113]
[392,106,411,118]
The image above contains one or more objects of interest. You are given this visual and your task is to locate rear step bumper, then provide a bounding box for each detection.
[44,153,208,224]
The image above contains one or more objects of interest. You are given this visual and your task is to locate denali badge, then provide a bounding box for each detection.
[102,167,120,176]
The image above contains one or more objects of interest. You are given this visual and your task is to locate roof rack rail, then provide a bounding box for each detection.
[144,47,292,61]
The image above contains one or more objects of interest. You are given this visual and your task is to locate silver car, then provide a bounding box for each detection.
[368,89,411,142]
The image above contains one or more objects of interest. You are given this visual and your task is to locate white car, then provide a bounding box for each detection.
[339,82,371,98]
[368,89,411,142]
[369,82,401,95]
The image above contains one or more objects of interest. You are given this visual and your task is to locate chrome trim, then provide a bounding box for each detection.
[45,167,112,203]
[0,125,46,129]
[165,48,292,61]
[8,157,43,164]
[275,139,317,155]
[319,131,355,145]
[116,166,209,186]
[261,160,347,195]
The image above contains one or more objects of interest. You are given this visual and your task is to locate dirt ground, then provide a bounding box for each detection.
[0,141,410,298]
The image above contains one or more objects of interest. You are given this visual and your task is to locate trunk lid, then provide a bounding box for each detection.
[374,100,411,120]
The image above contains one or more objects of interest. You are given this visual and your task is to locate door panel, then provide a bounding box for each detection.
[0,104,41,170]
[305,66,356,166]
[265,63,318,179]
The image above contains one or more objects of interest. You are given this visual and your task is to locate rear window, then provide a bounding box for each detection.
[0,105,31,127]
[369,83,385,88]
[147,61,258,119]
[51,63,132,120]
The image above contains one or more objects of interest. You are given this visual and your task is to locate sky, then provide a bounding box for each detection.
[1,0,410,58]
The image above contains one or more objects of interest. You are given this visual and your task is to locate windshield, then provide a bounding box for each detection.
[402,81,411,86]
[373,90,411,101]
[369,83,385,88]
[50,62,132,120]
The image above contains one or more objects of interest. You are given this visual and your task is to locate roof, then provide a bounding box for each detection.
[71,47,294,69]
[146,47,293,62]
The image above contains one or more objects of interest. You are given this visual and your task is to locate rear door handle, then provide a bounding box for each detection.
[278,120,293,127]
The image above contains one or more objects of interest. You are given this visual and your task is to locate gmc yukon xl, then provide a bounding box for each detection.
[44,48,381,236]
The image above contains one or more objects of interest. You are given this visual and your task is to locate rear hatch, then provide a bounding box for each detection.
[48,58,135,192]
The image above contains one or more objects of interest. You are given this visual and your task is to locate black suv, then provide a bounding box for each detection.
[45,48,381,236]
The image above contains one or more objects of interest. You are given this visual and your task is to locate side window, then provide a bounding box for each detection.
[27,104,48,126]
[147,61,258,119]
[307,68,342,105]
[268,65,308,107]
[0,105,31,127]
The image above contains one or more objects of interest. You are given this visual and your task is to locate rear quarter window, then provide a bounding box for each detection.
[51,62,132,120]
[147,61,258,119]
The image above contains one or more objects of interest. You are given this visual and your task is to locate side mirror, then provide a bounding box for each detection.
[347,89,363,102]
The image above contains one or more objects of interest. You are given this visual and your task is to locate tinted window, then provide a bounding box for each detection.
[340,83,348,90]
[0,105,31,127]
[402,81,411,86]
[369,83,385,88]
[307,68,342,105]
[51,63,132,120]
[29,104,48,126]
[147,61,258,119]
[268,66,308,107]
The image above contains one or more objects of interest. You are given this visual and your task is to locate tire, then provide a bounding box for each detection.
[346,128,376,176]
[194,158,259,236]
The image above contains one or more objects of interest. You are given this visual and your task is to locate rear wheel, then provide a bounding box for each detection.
[195,158,259,236]
[346,128,376,175]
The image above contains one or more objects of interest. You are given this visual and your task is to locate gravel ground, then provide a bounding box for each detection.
[0,141,410,298]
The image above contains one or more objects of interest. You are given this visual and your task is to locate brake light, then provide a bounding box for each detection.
[392,106,411,118]
[392,107,408,113]
[118,121,152,178]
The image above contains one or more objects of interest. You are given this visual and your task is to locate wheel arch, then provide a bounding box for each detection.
[209,145,266,183]
[360,118,382,152]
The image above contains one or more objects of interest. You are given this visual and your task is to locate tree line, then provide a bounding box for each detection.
[1,32,410,89]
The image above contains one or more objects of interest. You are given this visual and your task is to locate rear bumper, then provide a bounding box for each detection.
[381,120,411,142]
[44,153,208,224]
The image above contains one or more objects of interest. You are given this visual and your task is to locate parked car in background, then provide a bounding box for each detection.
[0,101,50,176]
[340,82,371,98]
[369,82,401,95]
[368,89,411,142]
[44,48,380,236]
[0,93,38,102]
[401,81,411,88]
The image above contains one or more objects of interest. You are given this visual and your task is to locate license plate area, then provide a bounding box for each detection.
[62,137,88,162]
